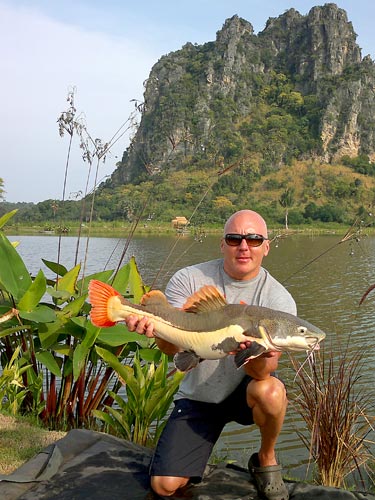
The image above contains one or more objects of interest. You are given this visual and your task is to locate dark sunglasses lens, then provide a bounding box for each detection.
[225,234,264,247]
[225,235,242,246]
[245,236,263,247]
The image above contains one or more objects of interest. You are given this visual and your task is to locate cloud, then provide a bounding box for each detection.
[0,3,156,202]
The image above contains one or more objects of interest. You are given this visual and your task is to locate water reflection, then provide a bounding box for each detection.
[7,232,375,479]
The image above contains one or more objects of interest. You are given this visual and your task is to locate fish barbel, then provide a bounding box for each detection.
[88,280,326,372]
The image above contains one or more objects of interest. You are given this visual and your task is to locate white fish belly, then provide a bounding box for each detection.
[153,323,247,359]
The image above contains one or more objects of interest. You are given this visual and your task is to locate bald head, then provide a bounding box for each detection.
[223,210,268,238]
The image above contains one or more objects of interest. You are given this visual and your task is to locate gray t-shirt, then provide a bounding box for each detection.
[165,258,297,403]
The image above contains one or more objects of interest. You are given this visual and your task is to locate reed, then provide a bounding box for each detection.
[57,87,140,286]
[289,342,375,489]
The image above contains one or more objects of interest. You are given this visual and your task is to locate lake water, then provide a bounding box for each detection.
[7,231,375,480]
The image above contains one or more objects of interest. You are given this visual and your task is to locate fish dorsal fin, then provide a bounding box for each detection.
[183,285,227,313]
[141,290,170,306]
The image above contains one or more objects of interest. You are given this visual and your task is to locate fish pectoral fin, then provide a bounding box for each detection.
[173,351,201,372]
[234,342,267,368]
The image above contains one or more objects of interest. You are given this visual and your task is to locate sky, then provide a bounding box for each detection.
[2,0,375,203]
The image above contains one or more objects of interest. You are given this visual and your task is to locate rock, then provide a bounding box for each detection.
[111,4,375,187]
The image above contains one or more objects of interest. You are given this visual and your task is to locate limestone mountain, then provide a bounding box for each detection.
[108,3,375,188]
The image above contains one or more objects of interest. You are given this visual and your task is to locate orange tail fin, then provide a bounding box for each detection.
[88,280,121,327]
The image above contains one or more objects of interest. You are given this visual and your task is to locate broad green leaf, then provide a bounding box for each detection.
[38,320,63,349]
[18,270,47,311]
[139,348,162,363]
[92,409,120,429]
[56,264,81,294]
[111,264,131,295]
[73,343,89,381]
[53,345,71,356]
[0,232,32,300]
[70,316,86,328]
[59,295,87,318]
[35,351,61,377]
[19,305,56,323]
[0,325,31,339]
[62,357,73,377]
[70,317,102,346]
[128,257,148,303]
[97,324,149,347]
[95,346,134,381]
[0,210,17,229]
[42,259,68,277]
[47,288,72,302]
[81,320,101,349]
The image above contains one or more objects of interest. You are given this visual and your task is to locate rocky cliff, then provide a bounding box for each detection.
[110,3,375,186]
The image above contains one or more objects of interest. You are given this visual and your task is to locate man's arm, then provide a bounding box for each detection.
[243,351,281,380]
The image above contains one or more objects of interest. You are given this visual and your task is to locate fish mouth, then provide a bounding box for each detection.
[305,336,324,350]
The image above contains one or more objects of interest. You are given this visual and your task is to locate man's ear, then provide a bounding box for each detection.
[220,238,225,254]
[263,240,270,257]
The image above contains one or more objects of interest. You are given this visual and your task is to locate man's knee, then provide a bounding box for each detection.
[247,377,287,410]
[151,475,189,497]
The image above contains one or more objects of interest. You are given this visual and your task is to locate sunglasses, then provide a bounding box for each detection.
[224,233,268,248]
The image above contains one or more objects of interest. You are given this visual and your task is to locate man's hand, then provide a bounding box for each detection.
[125,315,155,338]
[126,315,180,356]
[229,340,253,354]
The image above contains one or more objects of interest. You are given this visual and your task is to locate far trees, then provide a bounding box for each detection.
[279,187,295,230]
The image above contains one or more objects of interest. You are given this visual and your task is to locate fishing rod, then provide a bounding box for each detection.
[150,156,250,289]
[280,218,366,285]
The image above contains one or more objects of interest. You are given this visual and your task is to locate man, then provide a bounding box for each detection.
[126,210,296,500]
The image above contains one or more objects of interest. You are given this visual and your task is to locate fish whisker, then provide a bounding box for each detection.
[293,346,319,382]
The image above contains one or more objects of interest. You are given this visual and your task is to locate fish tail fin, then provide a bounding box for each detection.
[88,280,121,327]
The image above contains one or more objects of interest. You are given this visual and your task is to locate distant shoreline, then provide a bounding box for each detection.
[4,221,367,238]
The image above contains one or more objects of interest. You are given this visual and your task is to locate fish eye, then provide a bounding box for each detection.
[298,326,307,334]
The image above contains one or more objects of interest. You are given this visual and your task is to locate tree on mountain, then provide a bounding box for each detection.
[279,187,295,230]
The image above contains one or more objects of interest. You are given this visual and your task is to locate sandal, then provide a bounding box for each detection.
[248,453,289,500]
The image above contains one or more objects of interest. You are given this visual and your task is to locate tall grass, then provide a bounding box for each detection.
[57,87,141,283]
[289,342,375,489]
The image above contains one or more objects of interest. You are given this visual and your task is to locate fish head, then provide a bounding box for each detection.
[258,314,326,352]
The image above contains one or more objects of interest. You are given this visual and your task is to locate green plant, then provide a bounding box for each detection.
[0,210,153,430]
[289,342,375,489]
[93,349,184,446]
[0,347,31,415]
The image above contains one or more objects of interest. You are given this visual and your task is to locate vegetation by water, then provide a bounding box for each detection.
[3,215,373,240]
[290,344,374,489]
[2,157,375,231]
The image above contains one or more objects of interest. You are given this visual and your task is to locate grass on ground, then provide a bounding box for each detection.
[0,413,66,475]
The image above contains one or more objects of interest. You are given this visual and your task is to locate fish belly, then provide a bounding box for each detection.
[153,323,248,359]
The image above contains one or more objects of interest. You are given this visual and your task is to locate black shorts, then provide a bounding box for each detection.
[150,375,254,480]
